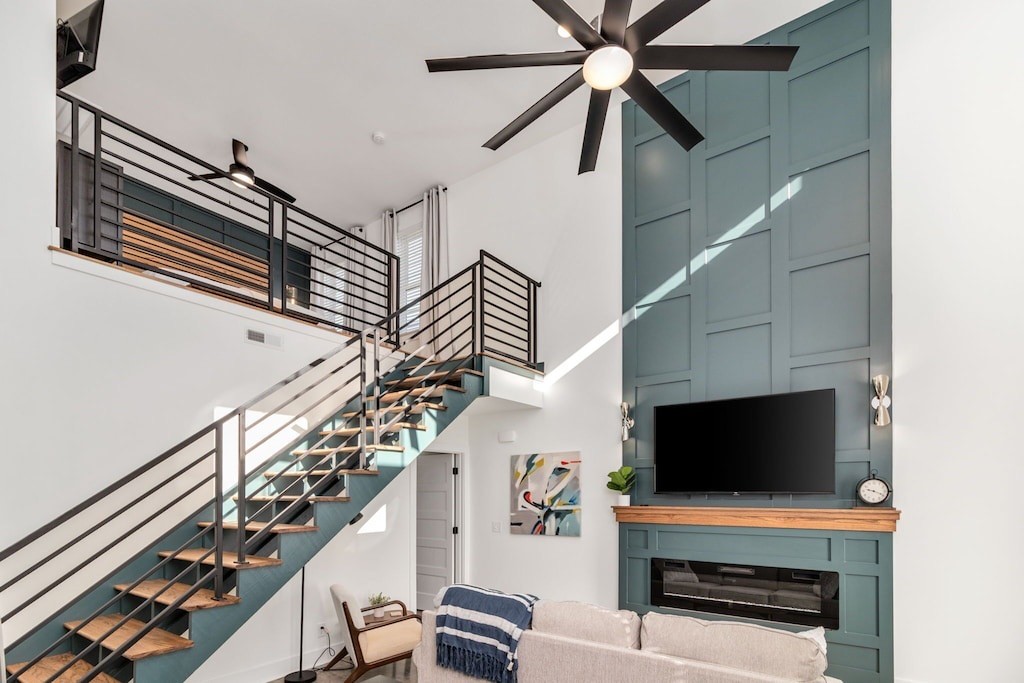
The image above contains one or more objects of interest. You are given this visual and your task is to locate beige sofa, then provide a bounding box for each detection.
[413,601,841,683]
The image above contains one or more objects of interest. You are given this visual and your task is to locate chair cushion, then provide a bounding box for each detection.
[358,618,422,663]
[531,600,641,649]
[641,612,827,681]
[330,584,365,629]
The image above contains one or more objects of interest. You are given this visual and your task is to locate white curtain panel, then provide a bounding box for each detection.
[311,245,346,329]
[421,186,452,354]
[380,209,398,336]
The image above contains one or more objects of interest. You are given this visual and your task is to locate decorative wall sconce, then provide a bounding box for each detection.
[621,402,635,442]
[871,375,891,426]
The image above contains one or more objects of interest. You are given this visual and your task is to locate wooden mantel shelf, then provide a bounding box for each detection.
[612,506,901,533]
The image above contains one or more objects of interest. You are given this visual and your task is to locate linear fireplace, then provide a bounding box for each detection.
[651,558,839,629]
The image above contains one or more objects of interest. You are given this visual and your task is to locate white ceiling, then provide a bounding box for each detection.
[63,0,828,226]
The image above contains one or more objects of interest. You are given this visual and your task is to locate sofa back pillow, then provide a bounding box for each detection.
[641,612,827,681]
[532,600,641,649]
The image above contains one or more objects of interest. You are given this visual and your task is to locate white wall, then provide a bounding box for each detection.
[891,2,1024,681]
[447,114,625,603]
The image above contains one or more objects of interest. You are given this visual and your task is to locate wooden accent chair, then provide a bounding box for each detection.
[328,584,422,682]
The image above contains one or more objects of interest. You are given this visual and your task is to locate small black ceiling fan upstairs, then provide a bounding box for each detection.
[426,0,799,174]
[189,138,296,203]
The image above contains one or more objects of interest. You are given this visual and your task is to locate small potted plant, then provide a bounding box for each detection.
[368,592,390,618]
[606,466,636,507]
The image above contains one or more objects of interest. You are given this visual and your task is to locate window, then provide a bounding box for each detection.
[396,216,424,332]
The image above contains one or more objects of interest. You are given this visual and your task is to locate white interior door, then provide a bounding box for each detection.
[416,453,456,611]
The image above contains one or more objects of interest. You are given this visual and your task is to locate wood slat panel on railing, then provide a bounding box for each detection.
[122,214,269,292]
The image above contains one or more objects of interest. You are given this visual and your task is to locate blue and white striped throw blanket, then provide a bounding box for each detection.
[435,584,539,683]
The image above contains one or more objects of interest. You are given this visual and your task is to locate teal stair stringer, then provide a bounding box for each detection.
[3,362,502,682]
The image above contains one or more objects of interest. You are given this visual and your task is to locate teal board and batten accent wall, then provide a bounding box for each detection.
[619,524,893,683]
[619,0,893,681]
[622,0,892,508]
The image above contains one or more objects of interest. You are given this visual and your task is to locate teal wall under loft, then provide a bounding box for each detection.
[619,1,893,681]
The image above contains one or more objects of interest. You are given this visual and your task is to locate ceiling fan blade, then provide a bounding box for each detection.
[624,0,711,52]
[188,172,224,181]
[427,51,592,72]
[579,89,611,174]
[484,69,586,150]
[600,0,633,44]
[232,138,249,167]
[621,73,704,150]
[253,177,296,204]
[531,0,605,48]
[636,45,799,71]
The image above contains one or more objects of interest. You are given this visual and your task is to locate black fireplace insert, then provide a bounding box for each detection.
[651,558,839,629]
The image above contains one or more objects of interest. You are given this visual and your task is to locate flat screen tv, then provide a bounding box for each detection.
[654,389,835,495]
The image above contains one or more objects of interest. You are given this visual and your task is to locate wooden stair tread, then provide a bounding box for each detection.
[265,469,379,478]
[113,580,239,612]
[198,520,318,534]
[234,494,351,503]
[320,422,425,435]
[342,403,446,418]
[156,548,281,569]
[292,444,403,456]
[385,368,483,388]
[63,614,193,661]
[366,385,464,404]
[7,653,120,683]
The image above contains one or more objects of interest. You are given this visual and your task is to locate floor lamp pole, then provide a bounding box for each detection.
[284,566,317,683]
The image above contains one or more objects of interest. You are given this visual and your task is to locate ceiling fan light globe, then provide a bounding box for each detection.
[229,163,255,186]
[583,45,634,90]
[556,25,572,38]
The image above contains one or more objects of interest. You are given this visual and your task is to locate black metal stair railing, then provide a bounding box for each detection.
[55,91,399,337]
[0,250,539,683]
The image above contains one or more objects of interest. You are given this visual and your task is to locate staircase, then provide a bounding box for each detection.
[0,251,541,683]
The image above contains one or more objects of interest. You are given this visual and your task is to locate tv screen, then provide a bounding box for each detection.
[654,389,836,494]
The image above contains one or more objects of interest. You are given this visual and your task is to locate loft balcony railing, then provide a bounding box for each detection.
[54,91,399,336]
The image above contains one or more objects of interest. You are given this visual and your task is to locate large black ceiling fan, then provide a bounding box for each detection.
[189,138,296,203]
[426,0,799,174]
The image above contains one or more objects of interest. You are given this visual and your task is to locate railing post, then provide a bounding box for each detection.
[93,112,103,252]
[236,410,248,566]
[69,100,80,253]
[213,424,225,600]
[267,200,276,312]
[373,327,381,464]
[472,260,480,356]
[280,205,289,315]
[359,333,368,470]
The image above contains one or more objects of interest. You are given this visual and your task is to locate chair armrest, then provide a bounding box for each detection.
[358,613,421,633]
[359,599,409,615]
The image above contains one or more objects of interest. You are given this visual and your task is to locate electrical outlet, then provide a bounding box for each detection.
[491,522,501,533]
[318,623,328,638]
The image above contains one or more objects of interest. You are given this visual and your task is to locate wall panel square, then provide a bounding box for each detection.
[790,152,871,260]
[635,212,691,303]
[707,230,772,323]
[706,324,772,399]
[789,50,870,163]
[788,0,870,66]
[637,296,691,376]
[790,256,870,356]
[706,138,770,239]
[706,71,770,145]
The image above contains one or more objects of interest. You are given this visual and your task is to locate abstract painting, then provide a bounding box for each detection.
[510,452,581,536]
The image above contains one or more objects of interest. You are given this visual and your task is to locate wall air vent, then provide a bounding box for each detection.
[244,328,282,349]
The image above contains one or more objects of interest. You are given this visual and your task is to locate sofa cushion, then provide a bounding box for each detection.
[641,612,827,681]
[531,600,641,649]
